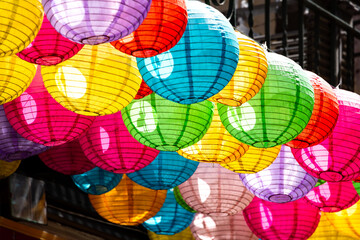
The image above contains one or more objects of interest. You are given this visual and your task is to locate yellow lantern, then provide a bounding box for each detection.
[41,43,142,116]
[148,227,195,240]
[208,31,267,107]
[177,104,248,163]
[0,160,21,179]
[220,145,281,173]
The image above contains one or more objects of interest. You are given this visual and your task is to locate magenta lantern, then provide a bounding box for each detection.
[3,67,95,147]
[292,89,360,182]
[79,111,159,174]
[243,197,321,240]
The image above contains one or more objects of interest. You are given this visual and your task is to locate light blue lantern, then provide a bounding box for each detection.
[127,151,199,190]
[136,0,239,105]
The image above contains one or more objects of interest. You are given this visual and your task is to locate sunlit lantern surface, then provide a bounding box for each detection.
[218,52,314,148]
[89,175,167,226]
[42,0,152,45]
[121,93,214,151]
[111,0,187,58]
[127,152,199,190]
[304,181,360,212]
[80,111,159,174]
[173,187,196,213]
[148,227,195,240]
[220,145,281,174]
[243,197,321,240]
[190,212,258,240]
[292,89,360,182]
[17,14,84,65]
[41,43,142,116]
[72,167,122,195]
[177,104,249,163]
[143,189,195,235]
[134,80,153,100]
[178,162,253,216]
[0,160,21,179]
[286,71,339,148]
[136,1,239,104]
[4,67,95,147]
[209,31,268,107]
[239,145,318,203]
[0,0,43,57]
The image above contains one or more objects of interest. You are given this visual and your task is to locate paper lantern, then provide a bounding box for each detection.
[0,0,43,57]
[220,145,281,174]
[178,162,253,216]
[127,152,199,190]
[79,111,159,174]
[208,31,267,107]
[42,0,152,45]
[243,197,321,240]
[121,93,214,151]
[239,145,318,203]
[173,187,196,213]
[41,43,142,116]
[17,14,83,65]
[218,52,314,148]
[136,1,239,104]
[134,80,153,99]
[111,0,187,58]
[286,71,339,148]
[0,55,36,105]
[0,160,21,179]
[3,67,95,146]
[292,89,360,181]
[177,104,249,163]
[143,189,195,235]
[190,212,258,240]
[148,227,195,240]
[89,175,167,226]
[72,167,122,195]
[304,181,360,212]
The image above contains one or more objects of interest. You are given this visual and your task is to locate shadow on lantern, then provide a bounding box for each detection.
[226,102,256,132]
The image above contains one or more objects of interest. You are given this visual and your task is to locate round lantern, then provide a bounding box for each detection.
[121,93,214,151]
[243,197,321,240]
[177,104,249,163]
[127,152,199,190]
[286,71,339,148]
[143,189,195,235]
[178,162,254,216]
[17,14,83,65]
[0,160,21,179]
[148,227,195,240]
[239,145,318,203]
[0,55,36,105]
[3,67,95,147]
[135,80,153,100]
[42,0,152,45]
[220,145,281,174]
[304,181,360,212]
[190,212,258,240]
[218,52,315,148]
[111,0,187,58]
[136,0,239,104]
[89,175,167,226]
[39,140,95,175]
[173,187,196,213]
[41,43,142,116]
[292,89,360,181]
[0,0,43,57]
[72,167,122,195]
[208,31,268,107]
[79,111,159,174]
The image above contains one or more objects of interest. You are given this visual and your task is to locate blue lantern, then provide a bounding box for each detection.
[136,1,239,105]
[71,167,122,195]
[127,151,199,190]
[143,189,195,235]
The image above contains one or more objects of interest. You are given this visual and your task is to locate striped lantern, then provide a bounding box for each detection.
[0,160,21,179]
[148,227,195,240]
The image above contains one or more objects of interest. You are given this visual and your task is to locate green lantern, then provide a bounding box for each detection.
[218,52,314,148]
[173,186,196,213]
[121,93,214,151]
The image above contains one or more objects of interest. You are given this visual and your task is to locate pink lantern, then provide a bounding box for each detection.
[79,111,159,174]
[3,67,95,147]
[17,14,84,65]
[190,212,258,240]
[292,89,360,181]
[243,197,321,240]
[178,162,253,216]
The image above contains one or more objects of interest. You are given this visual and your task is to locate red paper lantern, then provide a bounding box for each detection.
[134,80,153,100]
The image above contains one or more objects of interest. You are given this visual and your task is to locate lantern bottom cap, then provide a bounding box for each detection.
[81,35,110,45]
[211,97,242,107]
[319,171,343,181]
[268,194,292,203]
[132,49,159,58]
[89,185,108,194]
[320,206,343,212]
[35,55,63,65]
[252,141,278,148]
[2,151,31,161]
[178,98,206,105]
[155,145,180,151]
